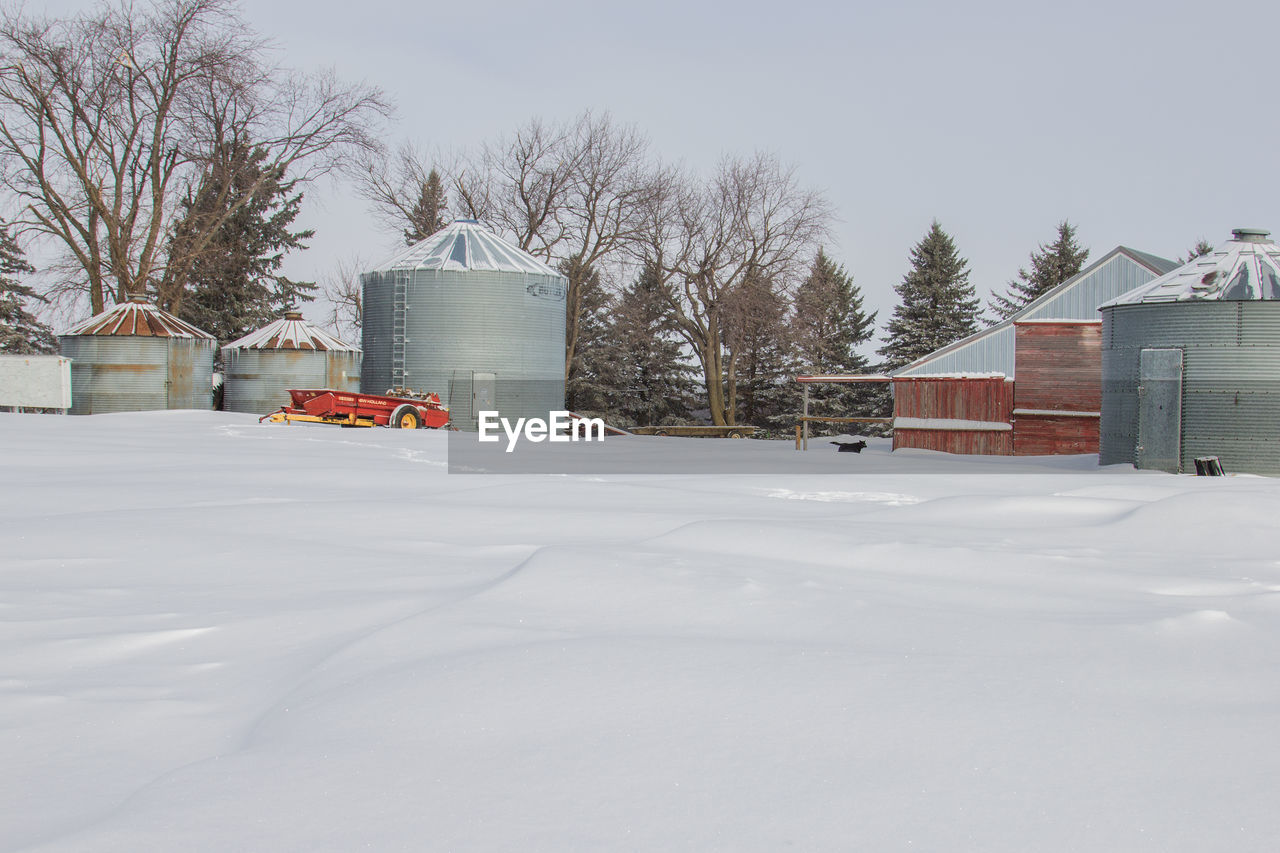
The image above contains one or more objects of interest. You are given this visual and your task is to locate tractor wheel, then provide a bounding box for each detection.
[654,429,669,437]
[391,405,421,429]
[727,430,745,439]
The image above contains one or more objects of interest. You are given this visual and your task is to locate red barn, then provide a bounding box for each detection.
[1011,321,1101,455]
[890,247,1176,455]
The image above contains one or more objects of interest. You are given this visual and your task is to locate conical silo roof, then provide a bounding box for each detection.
[367,219,562,277]
[223,312,359,352]
[1102,228,1280,306]
[62,297,214,338]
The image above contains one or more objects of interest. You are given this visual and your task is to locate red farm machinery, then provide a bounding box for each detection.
[261,389,450,430]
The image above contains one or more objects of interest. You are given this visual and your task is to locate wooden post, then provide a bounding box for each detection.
[802,384,810,451]
[795,424,802,450]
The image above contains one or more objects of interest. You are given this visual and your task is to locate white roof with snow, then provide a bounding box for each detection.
[367,220,562,277]
[222,313,358,352]
[1102,228,1280,306]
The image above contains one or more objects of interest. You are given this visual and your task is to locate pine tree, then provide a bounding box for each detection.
[404,169,449,245]
[879,220,982,370]
[172,140,317,344]
[603,259,699,427]
[0,224,57,354]
[792,249,876,372]
[564,261,616,416]
[989,221,1089,320]
[723,272,796,429]
[1181,239,1214,264]
[791,248,884,433]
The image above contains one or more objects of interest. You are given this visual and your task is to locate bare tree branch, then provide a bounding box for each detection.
[0,0,390,316]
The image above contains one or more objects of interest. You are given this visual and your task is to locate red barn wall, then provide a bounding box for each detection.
[1012,322,1101,455]
[892,377,1014,455]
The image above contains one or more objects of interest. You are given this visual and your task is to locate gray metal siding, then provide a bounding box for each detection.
[1101,301,1280,475]
[361,271,394,393]
[223,349,361,414]
[361,266,566,429]
[59,336,214,414]
[1099,323,1139,465]
[1023,254,1161,321]
[896,324,1015,377]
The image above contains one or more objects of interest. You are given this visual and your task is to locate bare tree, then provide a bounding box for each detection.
[0,0,390,315]
[320,254,366,344]
[640,153,831,425]
[353,141,454,243]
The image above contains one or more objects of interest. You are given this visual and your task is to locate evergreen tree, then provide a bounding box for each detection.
[603,259,698,427]
[1181,239,1214,264]
[0,224,57,354]
[723,272,795,430]
[879,220,982,370]
[404,169,449,245]
[989,221,1089,320]
[792,249,875,373]
[171,139,316,344]
[791,248,884,433]
[564,261,616,416]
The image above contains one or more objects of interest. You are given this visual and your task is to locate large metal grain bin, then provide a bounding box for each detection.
[360,219,567,429]
[59,297,215,414]
[1100,228,1280,475]
[222,312,361,415]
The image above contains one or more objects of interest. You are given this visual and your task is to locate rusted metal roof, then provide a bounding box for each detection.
[223,312,358,352]
[63,300,214,339]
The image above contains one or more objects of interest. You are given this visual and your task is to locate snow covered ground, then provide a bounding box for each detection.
[2,411,1279,851]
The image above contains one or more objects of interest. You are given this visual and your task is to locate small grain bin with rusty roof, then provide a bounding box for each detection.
[59,297,216,414]
[222,312,361,415]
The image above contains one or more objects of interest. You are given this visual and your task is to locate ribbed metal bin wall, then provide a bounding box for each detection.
[361,272,395,394]
[1100,301,1280,474]
[59,336,215,414]
[223,349,361,414]
[361,267,566,429]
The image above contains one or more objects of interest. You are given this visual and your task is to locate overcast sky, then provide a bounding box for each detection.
[40,0,1280,341]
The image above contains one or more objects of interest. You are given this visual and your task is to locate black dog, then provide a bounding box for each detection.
[831,440,868,453]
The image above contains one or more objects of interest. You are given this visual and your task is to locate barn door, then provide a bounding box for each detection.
[1137,348,1183,472]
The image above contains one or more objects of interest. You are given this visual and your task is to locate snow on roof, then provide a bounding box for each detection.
[223,313,358,352]
[367,220,564,277]
[1101,228,1280,307]
[62,299,214,339]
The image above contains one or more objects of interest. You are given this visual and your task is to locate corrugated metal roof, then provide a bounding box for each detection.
[1116,246,1180,276]
[223,313,358,352]
[63,300,214,339]
[894,246,1172,378]
[367,219,563,277]
[1101,228,1280,306]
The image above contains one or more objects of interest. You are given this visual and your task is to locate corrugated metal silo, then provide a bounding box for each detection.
[222,312,361,414]
[1100,228,1280,475]
[59,297,216,414]
[360,219,567,429]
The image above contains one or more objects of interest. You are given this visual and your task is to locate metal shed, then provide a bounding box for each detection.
[360,219,567,429]
[222,312,361,415]
[59,297,215,414]
[891,247,1176,455]
[1099,228,1280,475]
